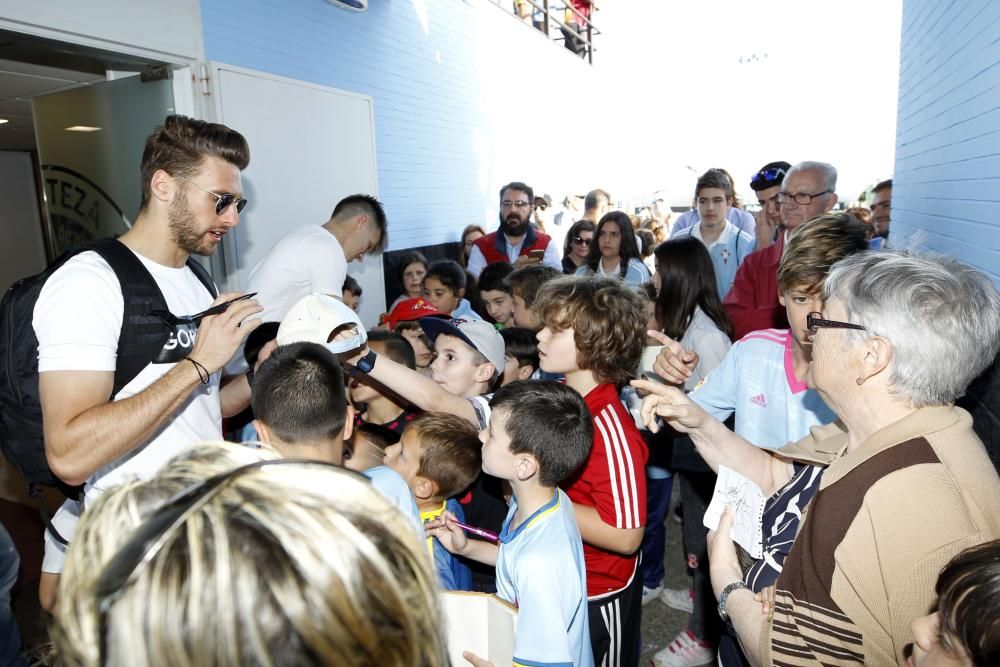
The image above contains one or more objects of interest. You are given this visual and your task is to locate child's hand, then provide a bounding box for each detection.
[424,510,468,554]
[754,585,776,616]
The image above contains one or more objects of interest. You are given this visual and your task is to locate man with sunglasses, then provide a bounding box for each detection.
[247,194,387,323]
[467,181,562,278]
[723,161,838,340]
[33,115,263,510]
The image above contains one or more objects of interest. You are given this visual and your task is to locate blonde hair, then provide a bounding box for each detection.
[52,442,447,667]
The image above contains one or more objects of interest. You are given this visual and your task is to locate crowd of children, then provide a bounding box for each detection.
[25,134,1000,667]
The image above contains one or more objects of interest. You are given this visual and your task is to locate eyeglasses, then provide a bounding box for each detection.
[176,176,248,215]
[501,200,531,209]
[806,311,867,335]
[572,236,592,246]
[751,166,787,186]
[534,203,548,211]
[778,190,833,206]
[93,458,370,664]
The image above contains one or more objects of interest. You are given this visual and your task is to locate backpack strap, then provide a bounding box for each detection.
[185,257,219,299]
[85,239,218,398]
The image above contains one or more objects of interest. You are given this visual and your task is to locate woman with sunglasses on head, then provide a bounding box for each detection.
[634,249,1000,667]
[575,211,651,285]
[562,219,594,274]
[52,442,449,667]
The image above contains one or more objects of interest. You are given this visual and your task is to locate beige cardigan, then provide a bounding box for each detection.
[759,406,1000,666]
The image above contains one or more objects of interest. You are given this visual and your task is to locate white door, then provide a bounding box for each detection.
[203,63,384,327]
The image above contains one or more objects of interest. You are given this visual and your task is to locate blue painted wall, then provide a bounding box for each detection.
[893,0,1000,284]
[201,0,603,252]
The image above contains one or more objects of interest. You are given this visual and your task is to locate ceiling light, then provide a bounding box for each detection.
[65,125,102,132]
[0,119,8,125]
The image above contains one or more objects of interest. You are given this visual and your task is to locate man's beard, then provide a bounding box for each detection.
[499,210,529,238]
[168,192,214,256]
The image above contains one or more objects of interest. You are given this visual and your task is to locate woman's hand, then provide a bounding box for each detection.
[629,379,711,434]
[707,506,745,600]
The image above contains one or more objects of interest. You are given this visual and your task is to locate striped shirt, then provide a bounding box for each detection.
[564,383,648,596]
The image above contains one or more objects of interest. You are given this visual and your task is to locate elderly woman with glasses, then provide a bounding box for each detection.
[634,251,1000,667]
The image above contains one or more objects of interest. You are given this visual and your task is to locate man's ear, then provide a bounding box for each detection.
[252,419,272,445]
[342,404,356,442]
[354,213,369,231]
[413,476,438,501]
[515,454,540,483]
[517,364,534,381]
[149,169,175,206]
[778,292,786,307]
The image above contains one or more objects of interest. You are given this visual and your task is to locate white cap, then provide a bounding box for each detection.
[276,293,367,353]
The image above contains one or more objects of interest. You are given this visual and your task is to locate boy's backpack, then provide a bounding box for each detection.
[0,237,217,503]
[957,352,1000,476]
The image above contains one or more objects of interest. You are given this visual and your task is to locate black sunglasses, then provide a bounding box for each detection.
[751,166,787,186]
[572,236,592,246]
[806,311,867,335]
[177,176,248,215]
[93,458,370,664]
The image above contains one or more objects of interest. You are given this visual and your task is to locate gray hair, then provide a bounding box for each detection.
[788,161,838,192]
[824,252,1000,407]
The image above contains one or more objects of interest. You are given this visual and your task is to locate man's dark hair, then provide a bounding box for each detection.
[873,178,893,194]
[139,114,250,211]
[251,342,348,443]
[367,330,416,369]
[584,189,611,212]
[426,260,467,294]
[478,262,514,293]
[342,275,362,297]
[695,168,733,199]
[504,264,561,306]
[499,327,539,373]
[331,194,388,254]
[499,181,534,205]
[489,380,593,486]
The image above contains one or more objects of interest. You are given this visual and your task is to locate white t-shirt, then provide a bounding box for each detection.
[33,250,222,504]
[247,224,347,323]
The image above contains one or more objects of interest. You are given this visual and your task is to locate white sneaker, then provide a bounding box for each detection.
[651,630,715,667]
[641,584,663,606]
[660,587,694,613]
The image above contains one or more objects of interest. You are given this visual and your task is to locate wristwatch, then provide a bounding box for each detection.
[718,581,748,623]
[356,349,378,374]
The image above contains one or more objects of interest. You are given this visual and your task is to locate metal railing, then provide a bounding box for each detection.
[492,1,600,63]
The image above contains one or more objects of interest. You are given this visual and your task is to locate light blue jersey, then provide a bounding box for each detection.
[671,221,755,299]
[496,489,593,667]
[689,329,836,448]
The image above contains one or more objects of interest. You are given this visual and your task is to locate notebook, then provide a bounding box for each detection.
[441,591,518,666]
[703,465,766,559]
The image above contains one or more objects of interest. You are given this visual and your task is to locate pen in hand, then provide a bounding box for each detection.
[452,519,499,543]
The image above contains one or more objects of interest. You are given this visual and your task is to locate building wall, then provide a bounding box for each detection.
[893,0,1000,284]
[201,0,611,253]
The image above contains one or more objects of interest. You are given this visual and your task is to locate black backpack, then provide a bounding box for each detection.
[0,238,217,503]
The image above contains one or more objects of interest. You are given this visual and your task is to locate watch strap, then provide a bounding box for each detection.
[357,349,378,374]
[718,581,748,622]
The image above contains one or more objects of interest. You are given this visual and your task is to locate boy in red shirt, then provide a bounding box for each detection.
[533,275,649,666]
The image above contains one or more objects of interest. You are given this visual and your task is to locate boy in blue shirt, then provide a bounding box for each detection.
[428,380,595,667]
[383,412,482,591]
